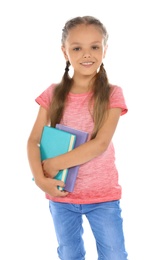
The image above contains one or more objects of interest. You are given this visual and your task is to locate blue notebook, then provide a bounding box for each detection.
[40,126,76,190]
[56,124,89,192]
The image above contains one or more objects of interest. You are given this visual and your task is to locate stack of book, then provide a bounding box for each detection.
[39,124,88,192]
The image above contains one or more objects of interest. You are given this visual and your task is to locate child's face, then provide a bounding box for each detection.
[62,24,107,77]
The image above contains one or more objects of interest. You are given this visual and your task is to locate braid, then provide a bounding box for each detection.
[62,60,71,83]
[91,63,110,139]
[50,61,73,127]
[99,63,107,82]
[65,60,70,73]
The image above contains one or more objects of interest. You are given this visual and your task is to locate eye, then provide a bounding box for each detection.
[73,47,81,51]
[92,45,99,50]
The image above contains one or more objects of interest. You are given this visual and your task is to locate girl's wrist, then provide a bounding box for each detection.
[34,174,47,187]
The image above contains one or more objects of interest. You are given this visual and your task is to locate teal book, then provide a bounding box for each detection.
[40,126,76,190]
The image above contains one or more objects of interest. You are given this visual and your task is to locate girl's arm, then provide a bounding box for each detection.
[43,107,122,177]
[27,106,69,197]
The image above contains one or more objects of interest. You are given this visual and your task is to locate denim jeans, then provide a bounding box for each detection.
[49,200,128,260]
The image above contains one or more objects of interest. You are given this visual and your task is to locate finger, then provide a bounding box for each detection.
[59,190,69,196]
[56,180,66,188]
[41,160,45,166]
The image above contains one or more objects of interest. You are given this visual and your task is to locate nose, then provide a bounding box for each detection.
[83,54,91,58]
[83,50,91,58]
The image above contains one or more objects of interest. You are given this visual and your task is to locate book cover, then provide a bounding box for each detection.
[56,124,89,192]
[40,126,76,190]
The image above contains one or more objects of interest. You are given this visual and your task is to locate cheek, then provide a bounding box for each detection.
[67,52,81,62]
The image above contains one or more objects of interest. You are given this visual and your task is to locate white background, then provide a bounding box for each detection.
[0,0,157,259]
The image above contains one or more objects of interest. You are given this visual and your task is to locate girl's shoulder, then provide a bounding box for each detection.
[109,83,122,92]
[45,83,58,92]
[109,83,125,98]
[35,83,58,109]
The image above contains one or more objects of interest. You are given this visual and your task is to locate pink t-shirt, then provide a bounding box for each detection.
[35,83,128,204]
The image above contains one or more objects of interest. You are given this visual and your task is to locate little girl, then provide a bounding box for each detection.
[27,15,128,260]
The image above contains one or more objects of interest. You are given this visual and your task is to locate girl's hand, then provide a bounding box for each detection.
[35,175,69,197]
[42,158,59,178]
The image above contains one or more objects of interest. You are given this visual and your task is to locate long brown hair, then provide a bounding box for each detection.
[50,16,110,139]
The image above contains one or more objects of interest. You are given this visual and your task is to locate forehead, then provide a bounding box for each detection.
[65,24,104,45]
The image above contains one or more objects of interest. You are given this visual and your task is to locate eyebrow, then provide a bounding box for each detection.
[70,41,102,46]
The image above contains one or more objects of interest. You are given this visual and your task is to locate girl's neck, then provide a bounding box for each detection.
[70,84,91,94]
[71,75,94,94]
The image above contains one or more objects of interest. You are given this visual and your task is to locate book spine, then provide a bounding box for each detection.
[56,134,76,190]
[57,168,68,191]
[68,135,76,151]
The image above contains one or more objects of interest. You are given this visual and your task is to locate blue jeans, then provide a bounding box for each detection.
[49,200,128,260]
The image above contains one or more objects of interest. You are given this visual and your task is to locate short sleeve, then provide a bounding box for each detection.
[109,85,128,115]
[35,83,56,110]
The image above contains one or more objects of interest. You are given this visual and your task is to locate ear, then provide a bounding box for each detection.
[61,46,68,61]
[103,45,108,58]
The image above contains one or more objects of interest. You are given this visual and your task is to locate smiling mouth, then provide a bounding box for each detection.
[81,62,94,65]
